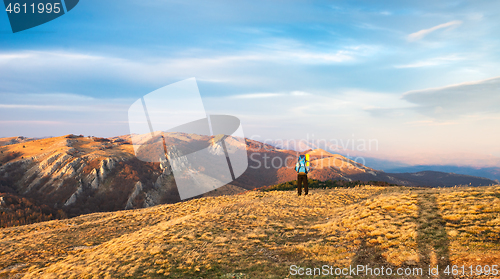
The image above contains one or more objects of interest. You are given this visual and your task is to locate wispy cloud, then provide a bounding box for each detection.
[0,44,377,94]
[405,120,457,126]
[0,92,132,137]
[394,54,465,68]
[229,93,286,99]
[0,104,126,112]
[0,43,370,71]
[407,20,462,41]
[402,76,500,118]
[0,51,105,63]
[0,120,68,125]
[290,91,311,96]
[280,49,354,63]
[229,91,312,99]
[0,92,130,112]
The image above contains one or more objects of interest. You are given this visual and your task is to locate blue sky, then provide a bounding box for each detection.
[1,0,500,167]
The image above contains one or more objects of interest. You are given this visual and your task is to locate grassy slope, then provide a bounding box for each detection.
[0,185,499,278]
[0,136,135,163]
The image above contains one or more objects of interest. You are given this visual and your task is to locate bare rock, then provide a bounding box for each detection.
[125,181,143,210]
[64,180,84,207]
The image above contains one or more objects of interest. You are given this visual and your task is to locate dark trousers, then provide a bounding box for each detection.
[297,174,308,196]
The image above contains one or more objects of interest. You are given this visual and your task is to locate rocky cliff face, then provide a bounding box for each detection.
[0,135,180,217]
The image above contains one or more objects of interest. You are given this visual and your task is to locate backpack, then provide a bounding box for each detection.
[295,154,310,174]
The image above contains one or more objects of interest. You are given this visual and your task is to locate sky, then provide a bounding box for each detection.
[1,0,500,167]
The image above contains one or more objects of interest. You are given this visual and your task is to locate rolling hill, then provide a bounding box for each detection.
[0,184,499,278]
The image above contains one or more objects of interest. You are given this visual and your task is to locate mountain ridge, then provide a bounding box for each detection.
[0,134,496,225]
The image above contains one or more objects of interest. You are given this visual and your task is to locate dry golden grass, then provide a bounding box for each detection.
[1,185,499,278]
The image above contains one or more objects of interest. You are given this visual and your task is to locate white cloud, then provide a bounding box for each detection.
[0,103,126,112]
[222,89,410,122]
[229,93,285,99]
[0,45,366,71]
[402,76,500,118]
[0,44,377,93]
[0,92,130,112]
[282,49,353,63]
[407,20,462,42]
[404,120,457,126]
[290,91,311,96]
[0,51,105,63]
[0,120,68,125]
[229,90,313,99]
[0,53,33,61]
[196,78,229,83]
[0,92,133,137]
[394,54,465,68]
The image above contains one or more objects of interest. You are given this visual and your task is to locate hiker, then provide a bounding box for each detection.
[295,154,310,196]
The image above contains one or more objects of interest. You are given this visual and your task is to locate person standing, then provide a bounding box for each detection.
[295,154,310,196]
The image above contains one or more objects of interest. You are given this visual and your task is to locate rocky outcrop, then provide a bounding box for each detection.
[167,146,192,171]
[64,180,84,207]
[144,166,178,207]
[40,153,73,177]
[22,152,81,194]
[98,158,117,181]
[125,181,143,210]
[88,168,100,190]
[84,157,120,190]
[143,192,155,208]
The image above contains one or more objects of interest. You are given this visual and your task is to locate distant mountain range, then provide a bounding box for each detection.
[0,134,497,224]
[384,165,500,182]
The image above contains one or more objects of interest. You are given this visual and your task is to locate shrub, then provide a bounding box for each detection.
[93,137,111,142]
[260,179,366,192]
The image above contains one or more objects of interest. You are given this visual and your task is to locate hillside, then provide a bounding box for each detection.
[0,136,35,147]
[0,134,496,229]
[0,135,175,217]
[0,185,499,278]
[0,193,66,228]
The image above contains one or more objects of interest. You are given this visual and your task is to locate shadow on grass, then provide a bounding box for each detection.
[350,190,452,278]
[351,235,398,278]
[415,192,452,279]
